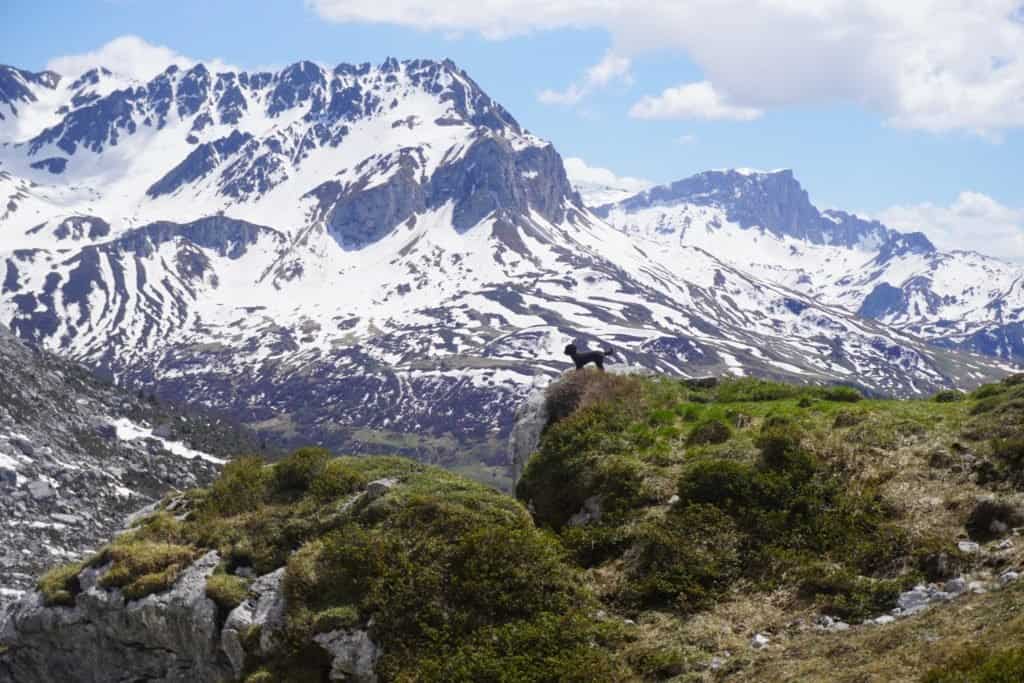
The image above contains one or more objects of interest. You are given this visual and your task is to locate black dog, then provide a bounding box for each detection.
[564,344,616,371]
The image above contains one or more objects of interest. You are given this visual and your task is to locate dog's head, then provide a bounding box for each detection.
[564,344,577,356]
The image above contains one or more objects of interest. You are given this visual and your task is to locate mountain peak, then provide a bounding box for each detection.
[597,166,897,249]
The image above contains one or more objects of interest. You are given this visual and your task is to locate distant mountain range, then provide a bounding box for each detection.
[0,59,1017,467]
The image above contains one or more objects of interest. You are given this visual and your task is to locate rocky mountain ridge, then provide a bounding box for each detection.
[0,58,1017,473]
[595,168,1024,365]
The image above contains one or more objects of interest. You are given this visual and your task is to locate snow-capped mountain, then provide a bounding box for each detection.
[597,169,1024,365]
[0,60,1014,468]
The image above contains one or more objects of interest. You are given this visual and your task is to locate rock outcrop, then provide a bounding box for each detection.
[0,551,377,683]
[1,552,228,683]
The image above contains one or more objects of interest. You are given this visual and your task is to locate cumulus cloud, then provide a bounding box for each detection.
[629,81,763,121]
[538,51,631,106]
[563,157,652,192]
[879,192,1024,263]
[47,35,238,82]
[308,0,1024,134]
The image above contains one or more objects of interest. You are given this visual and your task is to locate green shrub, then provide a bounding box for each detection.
[715,378,803,402]
[311,605,361,634]
[971,397,1005,415]
[516,402,645,530]
[922,645,1024,683]
[833,410,865,428]
[991,438,1024,470]
[818,385,863,402]
[623,504,741,611]
[415,612,629,683]
[309,459,368,502]
[755,419,808,472]
[934,389,966,403]
[973,384,1008,400]
[542,370,642,427]
[95,540,198,602]
[97,541,197,601]
[37,562,84,607]
[204,456,270,517]
[798,563,903,621]
[674,425,907,595]
[205,573,250,611]
[272,447,331,498]
[686,418,732,446]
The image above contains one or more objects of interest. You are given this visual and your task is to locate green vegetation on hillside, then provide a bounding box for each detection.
[34,370,1024,682]
[43,448,626,681]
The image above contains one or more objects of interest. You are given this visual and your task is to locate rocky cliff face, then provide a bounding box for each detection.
[596,169,893,248]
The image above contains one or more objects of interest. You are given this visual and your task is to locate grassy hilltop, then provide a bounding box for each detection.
[36,371,1024,681]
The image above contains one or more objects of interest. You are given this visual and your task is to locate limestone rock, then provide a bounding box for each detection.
[314,629,380,682]
[1,552,230,683]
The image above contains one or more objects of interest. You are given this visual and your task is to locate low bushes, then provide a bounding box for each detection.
[923,645,1024,683]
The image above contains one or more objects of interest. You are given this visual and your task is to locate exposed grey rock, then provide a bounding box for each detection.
[944,577,967,595]
[10,437,34,457]
[1000,571,1020,585]
[750,633,770,649]
[508,384,549,482]
[313,628,380,682]
[365,478,398,502]
[221,568,286,677]
[567,495,603,527]
[897,586,931,614]
[957,541,980,554]
[0,552,230,683]
[26,480,54,501]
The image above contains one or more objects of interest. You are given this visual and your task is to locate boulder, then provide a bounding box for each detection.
[221,568,286,677]
[314,629,379,682]
[0,552,231,683]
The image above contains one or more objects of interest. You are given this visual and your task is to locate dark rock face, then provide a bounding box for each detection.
[28,157,67,174]
[147,131,255,198]
[875,231,936,262]
[316,134,579,249]
[859,283,906,319]
[0,66,59,120]
[431,136,577,233]
[599,170,892,247]
[324,151,427,249]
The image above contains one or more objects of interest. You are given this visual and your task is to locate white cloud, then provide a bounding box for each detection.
[47,35,238,82]
[308,0,1024,134]
[538,51,631,106]
[629,81,763,121]
[563,157,652,192]
[879,192,1024,263]
[676,134,697,144]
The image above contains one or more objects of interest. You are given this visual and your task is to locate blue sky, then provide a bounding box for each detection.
[2,0,1023,256]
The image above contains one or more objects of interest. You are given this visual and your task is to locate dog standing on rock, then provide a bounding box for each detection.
[564,344,616,371]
